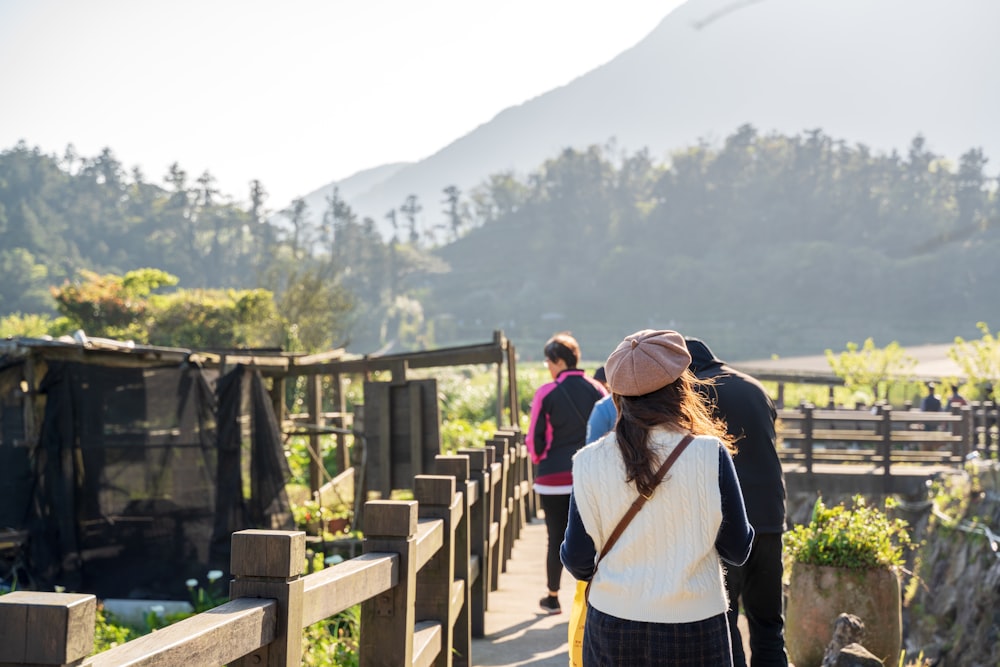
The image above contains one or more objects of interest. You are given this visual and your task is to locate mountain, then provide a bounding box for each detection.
[323,0,999,237]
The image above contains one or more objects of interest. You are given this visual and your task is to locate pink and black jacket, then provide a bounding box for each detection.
[526,369,607,491]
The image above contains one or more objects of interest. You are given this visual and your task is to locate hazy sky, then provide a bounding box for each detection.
[0,0,684,209]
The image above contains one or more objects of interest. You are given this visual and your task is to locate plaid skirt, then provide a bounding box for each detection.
[583,605,733,667]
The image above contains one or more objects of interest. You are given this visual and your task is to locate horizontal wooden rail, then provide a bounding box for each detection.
[86,598,277,667]
[301,553,396,626]
[414,518,445,572]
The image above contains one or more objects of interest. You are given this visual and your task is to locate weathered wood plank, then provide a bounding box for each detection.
[301,553,397,626]
[412,621,443,667]
[83,598,276,667]
[450,580,466,627]
[415,518,445,573]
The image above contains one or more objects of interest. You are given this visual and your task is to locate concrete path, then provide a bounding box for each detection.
[469,515,753,667]
[471,516,573,667]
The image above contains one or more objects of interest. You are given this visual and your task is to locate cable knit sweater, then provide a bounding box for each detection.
[570,430,738,623]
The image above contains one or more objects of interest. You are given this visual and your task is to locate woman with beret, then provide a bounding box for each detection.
[527,331,607,615]
[560,329,754,666]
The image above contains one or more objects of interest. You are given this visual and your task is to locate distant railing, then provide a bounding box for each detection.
[776,403,1000,474]
[0,431,533,667]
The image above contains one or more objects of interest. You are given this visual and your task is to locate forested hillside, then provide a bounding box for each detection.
[424,126,1000,360]
[2,126,998,360]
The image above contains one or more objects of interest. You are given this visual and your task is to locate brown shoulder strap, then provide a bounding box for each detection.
[596,433,694,564]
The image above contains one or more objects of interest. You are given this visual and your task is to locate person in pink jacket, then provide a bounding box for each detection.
[526,331,606,614]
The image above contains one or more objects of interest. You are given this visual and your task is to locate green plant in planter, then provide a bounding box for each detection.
[784,494,913,569]
[784,495,914,667]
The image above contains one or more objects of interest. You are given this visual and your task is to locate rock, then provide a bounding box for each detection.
[831,643,885,667]
[822,614,866,667]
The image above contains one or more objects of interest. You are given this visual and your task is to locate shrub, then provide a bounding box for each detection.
[784,495,913,569]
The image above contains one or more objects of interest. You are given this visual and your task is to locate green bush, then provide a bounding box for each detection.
[302,606,360,667]
[784,495,913,569]
[93,607,141,653]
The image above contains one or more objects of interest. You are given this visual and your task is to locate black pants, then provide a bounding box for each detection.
[726,532,789,667]
[539,493,570,593]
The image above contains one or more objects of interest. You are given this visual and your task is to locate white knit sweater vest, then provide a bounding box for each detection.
[572,429,728,623]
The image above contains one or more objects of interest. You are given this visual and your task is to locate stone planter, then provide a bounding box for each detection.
[785,562,901,667]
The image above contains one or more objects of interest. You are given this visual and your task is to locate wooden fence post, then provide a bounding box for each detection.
[490,434,515,566]
[229,529,306,667]
[484,438,509,581]
[332,371,351,474]
[415,474,460,667]
[0,592,95,667]
[456,447,490,637]
[954,404,972,461]
[486,448,503,591]
[802,404,815,475]
[881,406,893,493]
[435,454,472,665]
[307,373,323,495]
[495,429,524,542]
[361,500,418,667]
[988,402,999,455]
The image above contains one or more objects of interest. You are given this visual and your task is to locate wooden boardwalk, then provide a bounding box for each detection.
[472,515,752,667]
[471,516,571,667]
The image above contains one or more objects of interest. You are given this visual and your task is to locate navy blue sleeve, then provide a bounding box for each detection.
[560,492,598,580]
[716,446,755,566]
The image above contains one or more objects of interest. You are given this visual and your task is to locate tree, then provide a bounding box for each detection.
[469,171,528,225]
[400,194,422,245]
[442,185,465,242]
[825,338,916,404]
[320,187,342,258]
[948,322,1000,400]
[0,312,57,338]
[148,286,287,349]
[385,208,399,243]
[248,179,273,277]
[0,248,51,314]
[281,197,312,258]
[955,148,989,230]
[50,268,179,341]
[274,265,354,352]
[163,162,198,259]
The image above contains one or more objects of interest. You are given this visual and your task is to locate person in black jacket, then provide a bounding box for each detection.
[685,337,789,667]
[526,332,607,614]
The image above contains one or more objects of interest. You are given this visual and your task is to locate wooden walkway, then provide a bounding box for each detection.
[471,516,571,667]
[472,516,752,667]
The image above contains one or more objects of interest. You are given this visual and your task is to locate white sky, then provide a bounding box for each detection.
[0,0,685,209]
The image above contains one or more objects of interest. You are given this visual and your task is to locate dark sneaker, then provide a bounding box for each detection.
[539,595,561,615]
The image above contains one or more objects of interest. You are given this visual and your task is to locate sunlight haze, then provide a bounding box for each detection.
[0,0,685,209]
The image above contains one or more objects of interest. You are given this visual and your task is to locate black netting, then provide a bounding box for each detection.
[5,359,292,600]
[0,362,31,531]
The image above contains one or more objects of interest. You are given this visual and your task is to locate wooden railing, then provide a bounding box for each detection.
[0,432,534,667]
[776,404,984,474]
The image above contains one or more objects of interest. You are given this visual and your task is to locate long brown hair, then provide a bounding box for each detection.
[612,369,736,497]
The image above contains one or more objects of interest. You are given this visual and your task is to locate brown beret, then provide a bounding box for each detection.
[605,329,692,396]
